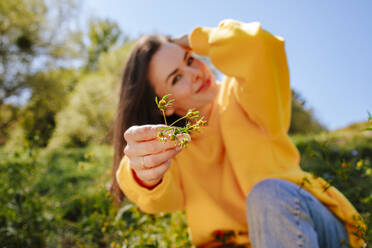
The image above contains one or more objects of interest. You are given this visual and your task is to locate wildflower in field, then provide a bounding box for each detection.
[356,160,363,168]
[84,152,94,159]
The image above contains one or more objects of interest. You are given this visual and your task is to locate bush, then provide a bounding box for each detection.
[48,43,133,149]
[294,125,372,245]
[0,149,50,247]
[0,146,191,247]
[0,123,371,247]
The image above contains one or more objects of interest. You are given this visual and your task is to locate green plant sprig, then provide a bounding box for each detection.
[155,94,207,148]
[155,94,174,125]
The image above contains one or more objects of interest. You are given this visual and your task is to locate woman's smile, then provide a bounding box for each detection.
[196,77,211,93]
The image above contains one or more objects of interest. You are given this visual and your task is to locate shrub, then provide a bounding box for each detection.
[1,123,371,247]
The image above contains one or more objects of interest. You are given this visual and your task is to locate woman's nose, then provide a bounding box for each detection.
[193,73,201,83]
[187,67,202,83]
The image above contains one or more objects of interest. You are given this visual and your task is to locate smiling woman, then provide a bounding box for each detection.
[148,42,218,118]
[111,19,365,247]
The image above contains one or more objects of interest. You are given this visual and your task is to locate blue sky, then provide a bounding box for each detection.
[82,0,372,130]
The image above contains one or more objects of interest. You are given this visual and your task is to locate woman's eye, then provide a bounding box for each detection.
[172,74,182,85]
[187,56,194,66]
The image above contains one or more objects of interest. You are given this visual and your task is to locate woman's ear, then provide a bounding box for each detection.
[165,107,175,116]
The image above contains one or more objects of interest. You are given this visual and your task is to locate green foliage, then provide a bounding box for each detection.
[0,0,81,105]
[0,0,86,147]
[0,145,192,248]
[86,18,122,72]
[18,69,79,147]
[289,90,326,135]
[1,122,371,247]
[0,149,50,247]
[293,125,372,245]
[2,13,127,148]
[48,43,134,149]
[0,104,19,144]
[0,0,46,104]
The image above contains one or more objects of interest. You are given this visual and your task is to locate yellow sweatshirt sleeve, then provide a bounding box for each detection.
[190,19,291,136]
[116,156,185,213]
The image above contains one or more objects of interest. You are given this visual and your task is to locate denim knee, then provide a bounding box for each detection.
[246,178,296,209]
[245,178,349,248]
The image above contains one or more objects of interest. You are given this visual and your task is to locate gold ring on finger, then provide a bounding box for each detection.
[141,156,146,168]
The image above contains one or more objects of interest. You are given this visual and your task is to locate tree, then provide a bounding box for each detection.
[85,18,122,72]
[0,0,81,105]
[19,69,78,147]
[47,42,134,149]
[289,90,326,134]
[0,0,46,105]
[0,0,83,145]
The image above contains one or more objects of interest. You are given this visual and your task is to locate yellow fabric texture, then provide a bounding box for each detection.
[116,19,365,247]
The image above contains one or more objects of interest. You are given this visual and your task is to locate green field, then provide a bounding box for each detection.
[1,123,371,248]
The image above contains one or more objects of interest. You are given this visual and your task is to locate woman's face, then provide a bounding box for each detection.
[148,42,218,118]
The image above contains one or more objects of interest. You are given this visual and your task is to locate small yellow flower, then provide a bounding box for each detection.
[157,131,168,143]
[191,125,200,132]
[84,152,94,159]
[101,226,106,232]
[197,117,207,126]
[356,160,363,168]
[185,109,199,119]
[158,99,166,109]
[156,94,174,111]
[179,138,190,148]
[110,242,116,248]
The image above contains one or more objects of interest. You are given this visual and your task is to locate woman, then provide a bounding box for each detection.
[112,19,364,247]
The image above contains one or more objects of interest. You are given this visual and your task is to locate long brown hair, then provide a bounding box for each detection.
[111,35,184,204]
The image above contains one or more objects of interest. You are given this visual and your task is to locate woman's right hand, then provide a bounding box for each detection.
[173,34,191,51]
[124,125,185,188]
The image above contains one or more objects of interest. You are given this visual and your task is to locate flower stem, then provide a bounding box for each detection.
[170,116,187,127]
[162,110,167,126]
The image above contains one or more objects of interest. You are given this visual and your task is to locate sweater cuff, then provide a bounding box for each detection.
[189,26,213,56]
[116,156,171,199]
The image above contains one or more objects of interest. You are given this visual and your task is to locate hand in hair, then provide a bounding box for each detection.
[173,34,191,51]
[123,124,187,188]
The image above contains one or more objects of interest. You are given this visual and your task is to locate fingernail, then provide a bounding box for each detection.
[175,146,182,152]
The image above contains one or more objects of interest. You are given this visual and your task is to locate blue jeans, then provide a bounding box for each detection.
[246,179,349,248]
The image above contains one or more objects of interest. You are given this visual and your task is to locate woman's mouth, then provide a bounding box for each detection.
[196,77,211,93]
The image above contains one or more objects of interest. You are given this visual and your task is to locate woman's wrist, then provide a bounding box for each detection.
[131,169,162,190]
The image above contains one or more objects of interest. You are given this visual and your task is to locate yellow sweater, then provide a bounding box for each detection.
[117,19,364,247]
